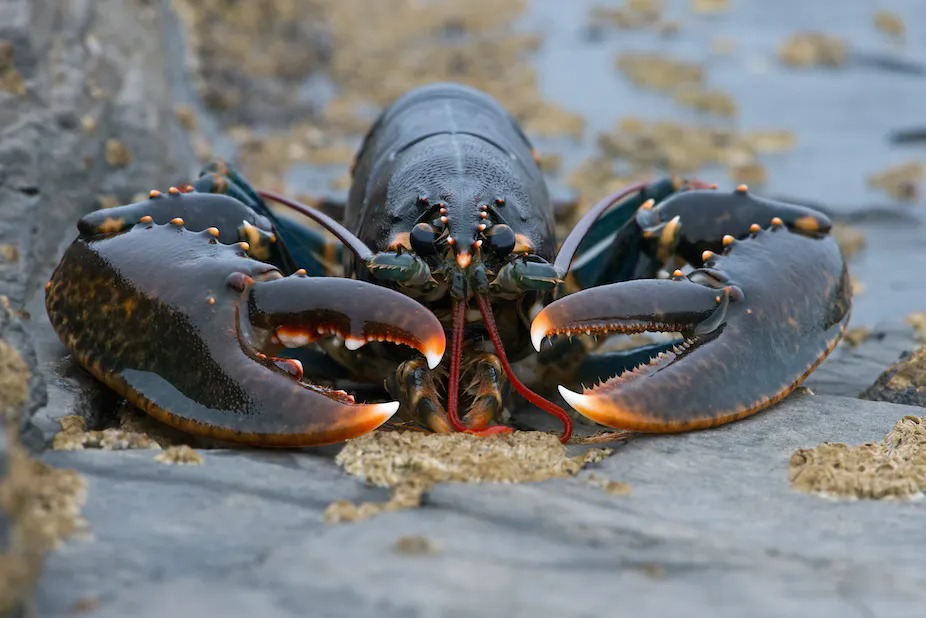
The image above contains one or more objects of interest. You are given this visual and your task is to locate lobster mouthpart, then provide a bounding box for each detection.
[532,224,850,432]
[46,219,446,447]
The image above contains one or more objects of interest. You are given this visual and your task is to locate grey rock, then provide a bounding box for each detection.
[33,394,926,618]
[805,322,922,398]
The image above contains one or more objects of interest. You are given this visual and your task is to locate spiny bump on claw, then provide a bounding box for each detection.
[447,237,455,245]
[715,295,722,303]
[440,216,448,223]
[45,281,51,290]
[168,186,181,195]
[149,190,162,199]
[294,268,307,276]
[440,207,447,214]
[138,215,153,224]
[771,217,783,226]
[702,250,714,262]
[672,269,685,278]
[183,185,195,193]
[736,184,749,193]
[640,198,655,210]
[478,223,487,231]
[479,212,487,219]
[480,204,488,211]
[722,235,734,248]
[206,227,219,237]
[170,217,184,226]
[496,198,505,205]
[239,242,250,252]
[746,308,753,315]
[710,183,718,189]
[207,297,216,305]
[475,239,483,248]
[226,272,254,291]
[749,223,761,233]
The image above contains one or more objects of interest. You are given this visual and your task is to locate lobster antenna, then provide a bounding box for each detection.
[552,182,650,276]
[475,294,573,443]
[257,190,375,262]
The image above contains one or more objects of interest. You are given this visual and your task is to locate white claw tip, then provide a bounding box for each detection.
[344,337,366,351]
[373,401,401,420]
[558,385,589,412]
[530,326,546,352]
[425,350,443,370]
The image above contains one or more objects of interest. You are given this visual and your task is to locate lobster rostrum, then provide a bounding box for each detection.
[45,84,851,447]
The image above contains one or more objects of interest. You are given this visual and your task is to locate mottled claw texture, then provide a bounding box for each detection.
[534,194,850,432]
[46,193,446,447]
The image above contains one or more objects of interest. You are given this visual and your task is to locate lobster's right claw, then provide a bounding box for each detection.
[531,222,850,433]
[245,274,446,371]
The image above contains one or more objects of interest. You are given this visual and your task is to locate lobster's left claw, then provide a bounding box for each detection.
[532,224,851,432]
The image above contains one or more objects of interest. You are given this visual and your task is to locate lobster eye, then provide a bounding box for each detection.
[410,222,440,255]
[484,224,516,256]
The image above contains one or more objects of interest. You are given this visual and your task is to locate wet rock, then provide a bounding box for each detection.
[32,394,926,617]
[860,344,926,407]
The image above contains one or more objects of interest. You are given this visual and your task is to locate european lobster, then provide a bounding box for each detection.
[45,83,851,446]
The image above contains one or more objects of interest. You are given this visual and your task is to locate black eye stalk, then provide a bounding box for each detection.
[410,222,440,256]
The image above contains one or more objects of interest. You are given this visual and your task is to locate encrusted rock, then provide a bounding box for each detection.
[790,415,926,499]
[860,345,926,407]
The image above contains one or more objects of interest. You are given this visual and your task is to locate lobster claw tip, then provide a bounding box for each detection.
[557,385,602,423]
[530,314,549,352]
[425,347,443,370]
[371,400,401,421]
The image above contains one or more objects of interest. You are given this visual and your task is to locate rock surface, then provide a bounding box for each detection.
[35,395,926,617]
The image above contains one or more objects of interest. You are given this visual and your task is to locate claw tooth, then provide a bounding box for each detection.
[277,329,312,348]
[344,337,366,351]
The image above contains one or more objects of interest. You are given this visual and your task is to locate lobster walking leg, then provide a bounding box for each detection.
[462,353,505,430]
[386,358,452,433]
